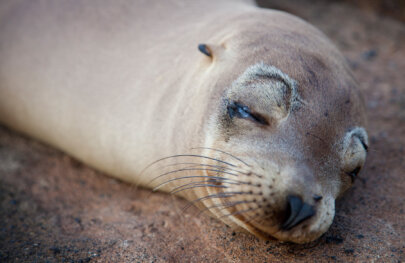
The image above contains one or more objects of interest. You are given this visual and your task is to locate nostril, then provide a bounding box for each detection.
[282,195,316,230]
[313,195,323,202]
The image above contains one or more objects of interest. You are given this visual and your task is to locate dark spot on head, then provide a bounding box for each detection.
[210,178,223,186]
[324,111,329,117]
[298,53,328,88]
[313,195,323,202]
[304,66,318,86]
[198,44,212,57]
[345,99,351,104]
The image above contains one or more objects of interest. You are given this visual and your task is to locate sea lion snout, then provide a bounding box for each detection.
[282,195,315,230]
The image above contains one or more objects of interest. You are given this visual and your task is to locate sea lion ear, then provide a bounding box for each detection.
[198,43,213,57]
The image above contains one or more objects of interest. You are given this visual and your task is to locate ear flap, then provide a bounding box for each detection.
[198,43,213,57]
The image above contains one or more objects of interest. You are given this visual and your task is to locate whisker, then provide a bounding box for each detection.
[169,179,239,194]
[140,154,238,178]
[182,191,263,213]
[152,162,250,176]
[152,175,248,192]
[191,147,251,167]
[181,192,241,213]
[243,211,277,226]
[170,184,228,195]
[243,214,261,225]
[197,200,257,216]
[220,207,261,219]
[147,167,241,186]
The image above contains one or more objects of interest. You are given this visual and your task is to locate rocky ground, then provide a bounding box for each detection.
[1,0,404,262]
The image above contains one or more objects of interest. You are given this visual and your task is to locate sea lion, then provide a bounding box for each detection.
[0,0,368,243]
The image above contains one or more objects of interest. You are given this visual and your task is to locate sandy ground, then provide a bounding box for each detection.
[1,0,404,262]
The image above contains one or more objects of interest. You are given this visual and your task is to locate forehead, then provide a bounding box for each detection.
[218,57,366,162]
[226,30,366,129]
[214,12,367,145]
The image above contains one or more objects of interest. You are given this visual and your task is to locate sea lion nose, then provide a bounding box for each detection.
[282,195,315,230]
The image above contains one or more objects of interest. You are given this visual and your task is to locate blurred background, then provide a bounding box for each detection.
[258,0,405,22]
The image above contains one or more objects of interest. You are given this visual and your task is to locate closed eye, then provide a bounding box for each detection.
[227,101,269,125]
[345,166,361,183]
[340,127,368,188]
[359,139,369,152]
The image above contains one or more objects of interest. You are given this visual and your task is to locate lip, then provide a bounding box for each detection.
[243,217,323,244]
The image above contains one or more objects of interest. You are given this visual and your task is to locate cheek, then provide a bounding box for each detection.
[337,174,352,197]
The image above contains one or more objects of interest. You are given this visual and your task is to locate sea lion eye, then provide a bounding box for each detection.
[359,139,369,152]
[341,128,368,188]
[227,101,269,125]
[346,166,361,182]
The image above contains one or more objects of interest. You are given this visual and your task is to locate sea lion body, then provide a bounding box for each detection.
[0,0,368,243]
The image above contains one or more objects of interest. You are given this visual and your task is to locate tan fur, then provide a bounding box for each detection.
[0,0,368,243]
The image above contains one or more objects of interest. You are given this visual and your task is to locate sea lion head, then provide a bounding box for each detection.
[196,11,369,243]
